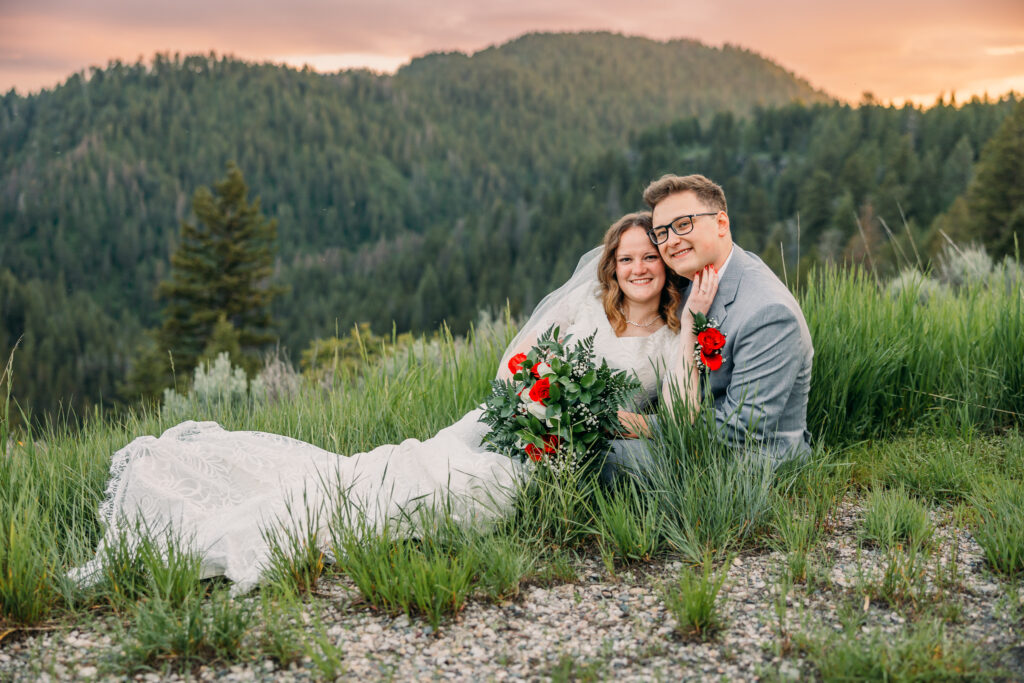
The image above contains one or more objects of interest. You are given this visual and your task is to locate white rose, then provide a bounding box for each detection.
[535,362,554,377]
[526,400,548,421]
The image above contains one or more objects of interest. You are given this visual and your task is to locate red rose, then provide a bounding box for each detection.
[700,350,723,371]
[525,443,543,461]
[542,434,559,454]
[697,328,726,353]
[529,377,551,403]
[508,353,528,375]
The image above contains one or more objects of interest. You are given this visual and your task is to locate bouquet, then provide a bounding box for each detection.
[480,325,642,476]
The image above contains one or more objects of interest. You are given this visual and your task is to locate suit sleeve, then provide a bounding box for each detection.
[713,303,807,453]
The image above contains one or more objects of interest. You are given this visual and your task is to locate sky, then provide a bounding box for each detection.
[2,0,1023,105]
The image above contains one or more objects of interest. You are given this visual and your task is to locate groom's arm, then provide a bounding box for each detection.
[715,303,810,455]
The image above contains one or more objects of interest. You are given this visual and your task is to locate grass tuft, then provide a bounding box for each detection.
[860,486,932,550]
[589,478,662,564]
[261,491,327,596]
[971,479,1024,577]
[116,589,252,674]
[331,511,479,629]
[659,555,730,640]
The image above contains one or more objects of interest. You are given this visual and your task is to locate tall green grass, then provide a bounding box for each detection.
[804,266,1024,444]
[1,342,16,460]
[642,393,776,563]
[0,264,1021,636]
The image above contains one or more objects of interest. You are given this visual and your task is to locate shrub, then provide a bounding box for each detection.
[937,243,994,290]
[161,352,251,420]
[886,267,944,304]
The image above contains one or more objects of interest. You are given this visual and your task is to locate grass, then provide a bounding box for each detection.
[0,266,1022,675]
[330,511,480,629]
[642,394,776,564]
[1,342,17,460]
[803,265,1024,444]
[0,499,60,624]
[547,648,610,682]
[589,477,662,564]
[793,618,991,681]
[116,589,253,675]
[659,554,731,640]
[860,485,933,550]
[261,490,327,596]
[257,592,305,667]
[769,494,827,584]
[971,479,1024,577]
[862,543,931,610]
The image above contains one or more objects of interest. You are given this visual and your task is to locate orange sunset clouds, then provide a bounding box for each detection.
[1,0,1022,104]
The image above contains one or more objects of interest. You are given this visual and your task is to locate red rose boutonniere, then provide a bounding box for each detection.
[691,310,726,372]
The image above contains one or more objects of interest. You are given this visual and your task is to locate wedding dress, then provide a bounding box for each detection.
[72,253,679,594]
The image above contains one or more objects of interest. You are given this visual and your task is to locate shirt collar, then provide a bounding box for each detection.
[717,245,735,277]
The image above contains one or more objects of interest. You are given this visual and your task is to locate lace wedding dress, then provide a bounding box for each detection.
[72,278,678,594]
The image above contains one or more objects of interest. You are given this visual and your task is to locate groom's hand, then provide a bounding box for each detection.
[683,265,720,325]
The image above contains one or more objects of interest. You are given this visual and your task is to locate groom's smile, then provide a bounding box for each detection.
[667,246,694,260]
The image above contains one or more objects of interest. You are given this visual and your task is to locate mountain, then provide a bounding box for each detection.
[1,31,831,417]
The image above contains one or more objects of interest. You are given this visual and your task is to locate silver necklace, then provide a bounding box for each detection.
[619,306,660,328]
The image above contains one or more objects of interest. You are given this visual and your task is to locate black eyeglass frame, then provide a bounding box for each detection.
[646,212,720,245]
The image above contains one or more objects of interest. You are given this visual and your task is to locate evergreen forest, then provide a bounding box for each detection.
[1,31,1021,421]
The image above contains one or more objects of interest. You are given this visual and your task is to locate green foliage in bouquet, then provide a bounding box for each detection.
[480,325,641,476]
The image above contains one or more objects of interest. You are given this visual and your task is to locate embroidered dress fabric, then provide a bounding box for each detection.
[72,285,678,594]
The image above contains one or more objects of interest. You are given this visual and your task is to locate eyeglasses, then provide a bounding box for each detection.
[646,212,719,245]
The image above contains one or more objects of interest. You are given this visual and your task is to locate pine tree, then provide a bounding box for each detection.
[156,162,283,376]
[198,313,244,369]
[963,101,1024,258]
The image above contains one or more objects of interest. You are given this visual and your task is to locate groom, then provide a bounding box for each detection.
[605,174,813,479]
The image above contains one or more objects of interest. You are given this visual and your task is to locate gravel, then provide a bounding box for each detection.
[2,499,1022,681]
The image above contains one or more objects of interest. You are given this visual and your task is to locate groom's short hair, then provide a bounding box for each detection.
[643,174,728,213]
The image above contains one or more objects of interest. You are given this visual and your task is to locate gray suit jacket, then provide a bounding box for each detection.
[695,244,813,461]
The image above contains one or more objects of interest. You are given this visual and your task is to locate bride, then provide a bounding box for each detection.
[73,211,714,593]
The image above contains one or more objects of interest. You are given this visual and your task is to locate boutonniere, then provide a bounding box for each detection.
[690,310,726,371]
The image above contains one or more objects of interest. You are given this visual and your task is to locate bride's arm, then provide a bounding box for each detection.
[663,266,720,419]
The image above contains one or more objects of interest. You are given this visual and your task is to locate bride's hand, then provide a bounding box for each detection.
[684,265,720,323]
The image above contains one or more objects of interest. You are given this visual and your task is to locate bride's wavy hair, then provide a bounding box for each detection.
[598,212,684,334]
